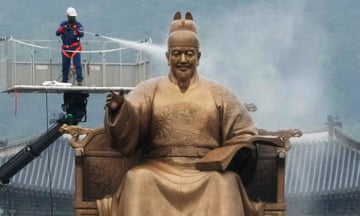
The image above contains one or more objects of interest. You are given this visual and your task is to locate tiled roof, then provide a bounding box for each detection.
[0,136,75,196]
[286,128,360,196]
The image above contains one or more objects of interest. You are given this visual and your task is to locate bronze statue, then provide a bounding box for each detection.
[99,11,264,215]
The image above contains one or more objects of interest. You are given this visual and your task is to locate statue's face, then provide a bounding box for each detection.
[167,46,200,82]
[166,30,201,82]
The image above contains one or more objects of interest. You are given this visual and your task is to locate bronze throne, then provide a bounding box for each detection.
[60,124,301,216]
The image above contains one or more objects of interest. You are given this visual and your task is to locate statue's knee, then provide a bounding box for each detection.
[126,167,153,183]
[209,171,239,187]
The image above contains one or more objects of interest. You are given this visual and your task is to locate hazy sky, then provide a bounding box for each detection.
[142,0,359,133]
[197,1,333,131]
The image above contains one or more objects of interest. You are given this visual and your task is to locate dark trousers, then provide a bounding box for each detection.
[62,50,83,82]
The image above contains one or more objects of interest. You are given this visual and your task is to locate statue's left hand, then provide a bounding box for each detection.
[105,90,124,111]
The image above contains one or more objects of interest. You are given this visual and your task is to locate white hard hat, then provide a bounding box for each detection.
[66,7,77,16]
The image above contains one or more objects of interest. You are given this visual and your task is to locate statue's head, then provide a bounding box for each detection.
[166,12,201,83]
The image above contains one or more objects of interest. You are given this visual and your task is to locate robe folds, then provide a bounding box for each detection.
[100,74,264,216]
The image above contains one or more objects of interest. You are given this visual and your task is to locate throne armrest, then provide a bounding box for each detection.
[246,129,302,216]
[60,125,141,216]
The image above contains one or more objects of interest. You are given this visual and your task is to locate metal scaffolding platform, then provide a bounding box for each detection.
[4,84,134,94]
[0,37,150,93]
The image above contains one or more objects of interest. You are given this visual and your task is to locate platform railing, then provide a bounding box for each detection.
[0,38,150,91]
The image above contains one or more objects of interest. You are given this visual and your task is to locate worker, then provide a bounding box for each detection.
[56,7,84,85]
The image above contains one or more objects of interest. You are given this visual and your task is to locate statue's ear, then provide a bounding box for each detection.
[197,52,201,65]
[173,11,181,20]
[165,51,170,65]
[185,12,193,20]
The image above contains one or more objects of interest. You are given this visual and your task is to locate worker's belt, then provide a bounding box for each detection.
[145,146,212,158]
[62,42,82,59]
[62,42,80,49]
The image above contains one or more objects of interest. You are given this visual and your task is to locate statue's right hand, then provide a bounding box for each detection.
[105,90,124,111]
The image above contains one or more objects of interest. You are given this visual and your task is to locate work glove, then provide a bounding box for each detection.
[57,26,65,33]
[74,29,80,35]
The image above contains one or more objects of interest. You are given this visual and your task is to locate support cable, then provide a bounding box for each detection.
[45,92,54,215]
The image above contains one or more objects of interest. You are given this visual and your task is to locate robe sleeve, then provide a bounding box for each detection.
[104,79,158,156]
[218,88,258,148]
[104,100,140,156]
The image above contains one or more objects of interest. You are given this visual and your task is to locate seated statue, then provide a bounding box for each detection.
[98,11,265,216]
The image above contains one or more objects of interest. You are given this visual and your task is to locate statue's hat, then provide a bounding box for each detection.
[168,12,199,48]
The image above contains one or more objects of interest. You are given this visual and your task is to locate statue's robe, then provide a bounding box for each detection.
[100,74,264,216]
